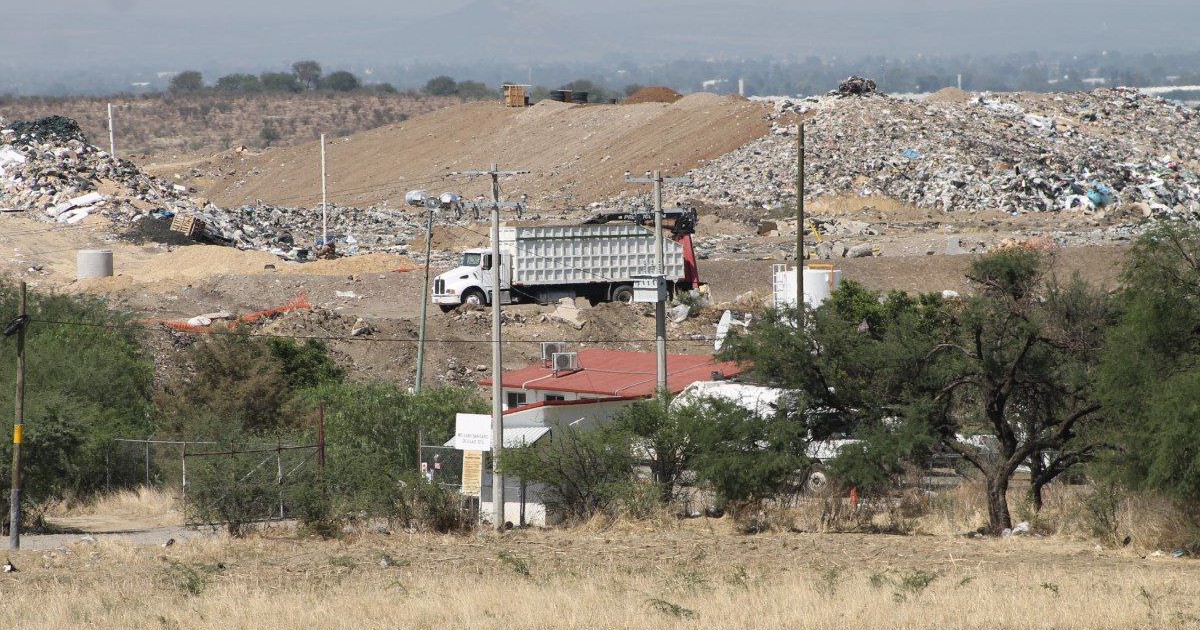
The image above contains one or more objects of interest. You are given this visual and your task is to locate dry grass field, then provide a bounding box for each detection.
[4,485,1197,630]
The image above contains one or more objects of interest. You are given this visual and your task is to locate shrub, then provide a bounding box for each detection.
[322,71,361,92]
[501,424,635,522]
[424,75,458,96]
[395,473,470,533]
[169,71,204,93]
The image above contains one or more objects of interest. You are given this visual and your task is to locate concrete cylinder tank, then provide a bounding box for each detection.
[76,249,114,280]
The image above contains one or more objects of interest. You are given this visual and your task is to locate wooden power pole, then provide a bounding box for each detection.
[8,281,27,549]
[796,122,806,317]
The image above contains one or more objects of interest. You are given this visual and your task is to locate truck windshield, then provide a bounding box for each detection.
[462,253,482,267]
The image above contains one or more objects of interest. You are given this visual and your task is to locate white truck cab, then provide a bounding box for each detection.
[433,248,513,311]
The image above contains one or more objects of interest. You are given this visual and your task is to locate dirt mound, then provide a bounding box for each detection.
[926,87,971,104]
[195,97,769,209]
[623,86,683,104]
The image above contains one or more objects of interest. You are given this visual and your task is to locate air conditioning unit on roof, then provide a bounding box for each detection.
[541,341,567,366]
[552,352,579,374]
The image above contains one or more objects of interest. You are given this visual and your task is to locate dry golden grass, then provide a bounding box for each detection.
[43,486,182,530]
[2,518,1199,629]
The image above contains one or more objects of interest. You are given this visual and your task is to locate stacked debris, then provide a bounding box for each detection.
[674,88,1200,221]
[837,76,878,97]
[0,115,461,260]
[0,115,196,222]
[188,202,427,259]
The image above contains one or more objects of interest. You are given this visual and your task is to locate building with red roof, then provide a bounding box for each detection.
[480,348,742,409]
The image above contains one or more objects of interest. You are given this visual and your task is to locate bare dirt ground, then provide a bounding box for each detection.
[184,94,769,209]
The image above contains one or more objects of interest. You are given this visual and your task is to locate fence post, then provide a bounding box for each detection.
[144,439,150,487]
[317,402,326,471]
[180,443,188,502]
[105,447,111,491]
[276,436,284,519]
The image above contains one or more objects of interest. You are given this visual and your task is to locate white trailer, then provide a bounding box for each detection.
[432,223,700,310]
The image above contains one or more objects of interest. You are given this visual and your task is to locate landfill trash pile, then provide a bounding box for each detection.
[187,202,430,260]
[673,88,1200,223]
[0,115,199,223]
[836,76,878,97]
[0,115,470,260]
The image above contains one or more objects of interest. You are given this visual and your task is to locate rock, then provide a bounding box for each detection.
[845,244,875,258]
[550,297,585,330]
[350,318,375,336]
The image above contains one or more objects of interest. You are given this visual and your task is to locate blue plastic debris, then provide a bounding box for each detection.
[902,148,922,159]
[1087,181,1115,207]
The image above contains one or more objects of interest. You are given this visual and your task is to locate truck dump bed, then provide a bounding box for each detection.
[500,224,686,286]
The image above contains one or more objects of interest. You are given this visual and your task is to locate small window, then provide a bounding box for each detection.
[544,394,566,402]
[506,392,527,409]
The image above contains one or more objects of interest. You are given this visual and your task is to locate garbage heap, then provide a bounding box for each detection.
[0,115,200,222]
[0,115,428,258]
[675,88,1200,220]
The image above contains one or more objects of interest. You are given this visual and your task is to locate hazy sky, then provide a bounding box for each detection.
[6,1,1198,74]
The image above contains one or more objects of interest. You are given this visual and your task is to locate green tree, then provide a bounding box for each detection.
[169,70,204,93]
[685,397,809,511]
[724,249,1110,533]
[291,60,323,90]
[215,73,261,93]
[1097,224,1200,502]
[156,332,290,436]
[259,72,303,93]
[259,123,281,147]
[298,384,484,515]
[0,283,153,504]
[455,80,496,100]
[423,75,458,96]
[321,70,361,92]
[614,396,701,501]
[501,423,635,522]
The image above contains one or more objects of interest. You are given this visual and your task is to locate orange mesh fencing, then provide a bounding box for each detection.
[143,292,312,334]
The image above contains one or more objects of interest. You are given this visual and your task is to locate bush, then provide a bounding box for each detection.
[394,473,470,533]
[215,73,261,93]
[424,75,458,96]
[0,283,153,502]
[322,71,361,92]
[501,424,635,522]
[300,384,483,517]
[169,71,204,93]
[260,72,302,93]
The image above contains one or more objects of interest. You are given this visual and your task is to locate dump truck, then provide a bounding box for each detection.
[432,212,700,311]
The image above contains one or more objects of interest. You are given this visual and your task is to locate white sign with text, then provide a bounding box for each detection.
[454,413,492,451]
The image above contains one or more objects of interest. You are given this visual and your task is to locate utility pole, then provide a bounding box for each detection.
[8,282,27,550]
[458,164,528,531]
[320,133,328,249]
[107,103,115,158]
[414,202,435,472]
[796,122,806,319]
[626,171,691,397]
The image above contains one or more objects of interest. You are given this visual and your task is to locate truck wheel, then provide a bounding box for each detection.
[462,288,487,307]
[611,285,634,304]
[438,305,456,313]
